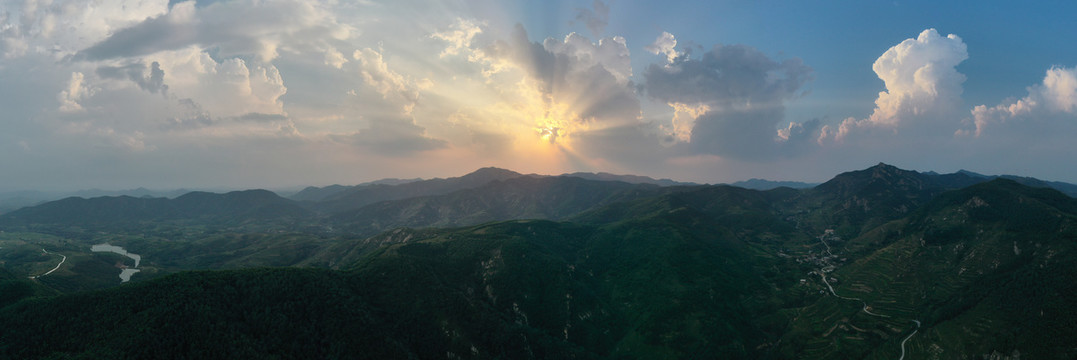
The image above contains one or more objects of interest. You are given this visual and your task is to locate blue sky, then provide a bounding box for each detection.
[1,0,1075,190]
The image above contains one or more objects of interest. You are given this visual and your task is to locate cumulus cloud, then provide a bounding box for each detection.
[500,25,640,126]
[644,32,679,63]
[827,29,968,140]
[57,72,93,112]
[1041,66,1077,112]
[76,0,352,63]
[433,21,642,145]
[643,43,812,159]
[161,51,288,117]
[0,0,169,59]
[324,47,348,69]
[164,98,215,130]
[353,47,432,113]
[966,66,1077,136]
[431,18,484,58]
[96,61,170,95]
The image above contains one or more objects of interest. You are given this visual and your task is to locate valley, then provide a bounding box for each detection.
[0,164,1075,359]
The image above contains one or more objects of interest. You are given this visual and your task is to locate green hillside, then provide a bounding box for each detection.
[781,179,1077,359]
[1,165,1076,358]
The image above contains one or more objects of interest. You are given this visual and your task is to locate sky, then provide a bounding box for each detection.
[1,0,1076,191]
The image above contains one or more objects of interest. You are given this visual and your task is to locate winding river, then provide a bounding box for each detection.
[91,244,142,282]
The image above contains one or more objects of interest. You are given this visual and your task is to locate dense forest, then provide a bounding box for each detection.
[1,164,1076,359]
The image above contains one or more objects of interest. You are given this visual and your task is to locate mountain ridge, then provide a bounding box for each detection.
[3,163,1077,358]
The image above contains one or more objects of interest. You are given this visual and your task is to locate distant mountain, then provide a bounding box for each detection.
[326,175,668,237]
[293,169,696,205]
[729,178,817,190]
[289,184,352,202]
[0,191,53,214]
[559,172,696,186]
[0,189,310,228]
[289,178,423,202]
[68,187,191,199]
[0,188,196,215]
[311,167,527,213]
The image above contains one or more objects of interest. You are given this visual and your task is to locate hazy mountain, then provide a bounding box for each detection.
[310,167,527,213]
[558,172,697,186]
[67,187,191,199]
[729,178,818,190]
[0,189,310,228]
[289,184,353,202]
[326,175,668,236]
[289,178,423,202]
[0,188,200,215]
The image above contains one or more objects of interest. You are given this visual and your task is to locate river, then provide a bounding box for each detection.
[91,244,142,283]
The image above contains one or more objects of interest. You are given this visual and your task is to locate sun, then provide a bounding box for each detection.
[537,125,561,143]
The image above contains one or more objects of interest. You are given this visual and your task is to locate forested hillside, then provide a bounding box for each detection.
[1,164,1075,359]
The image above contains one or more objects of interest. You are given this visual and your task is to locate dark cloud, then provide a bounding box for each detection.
[643,44,813,160]
[168,0,228,7]
[689,108,783,160]
[77,13,197,61]
[333,117,447,157]
[486,25,640,125]
[644,44,811,107]
[163,98,214,130]
[76,0,339,62]
[571,64,640,123]
[488,25,559,93]
[572,123,673,168]
[777,118,823,157]
[234,113,289,123]
[96,61,169,95]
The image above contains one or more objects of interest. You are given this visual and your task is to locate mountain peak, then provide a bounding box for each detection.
[463,167,523,179]
[868,162,903,174]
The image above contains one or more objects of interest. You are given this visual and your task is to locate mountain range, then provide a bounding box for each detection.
[0,163,1075,358]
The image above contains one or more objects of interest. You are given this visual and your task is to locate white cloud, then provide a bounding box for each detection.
[352,47,434,115]
[324,46,348,69]
[966,66,1077,137]
[825,29,968,141]
[645,32,679,64]
[57,72,93,112]
[1042,66,1077,113]
[430,18,484,58]
[870,28,967,125]
[543,32,632,84]
[156,48,287,118]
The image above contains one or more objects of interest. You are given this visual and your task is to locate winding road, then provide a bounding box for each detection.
[28,248,67,279]
[898,320,921,360]
[818,273,890,318]
[815,234,920,359]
